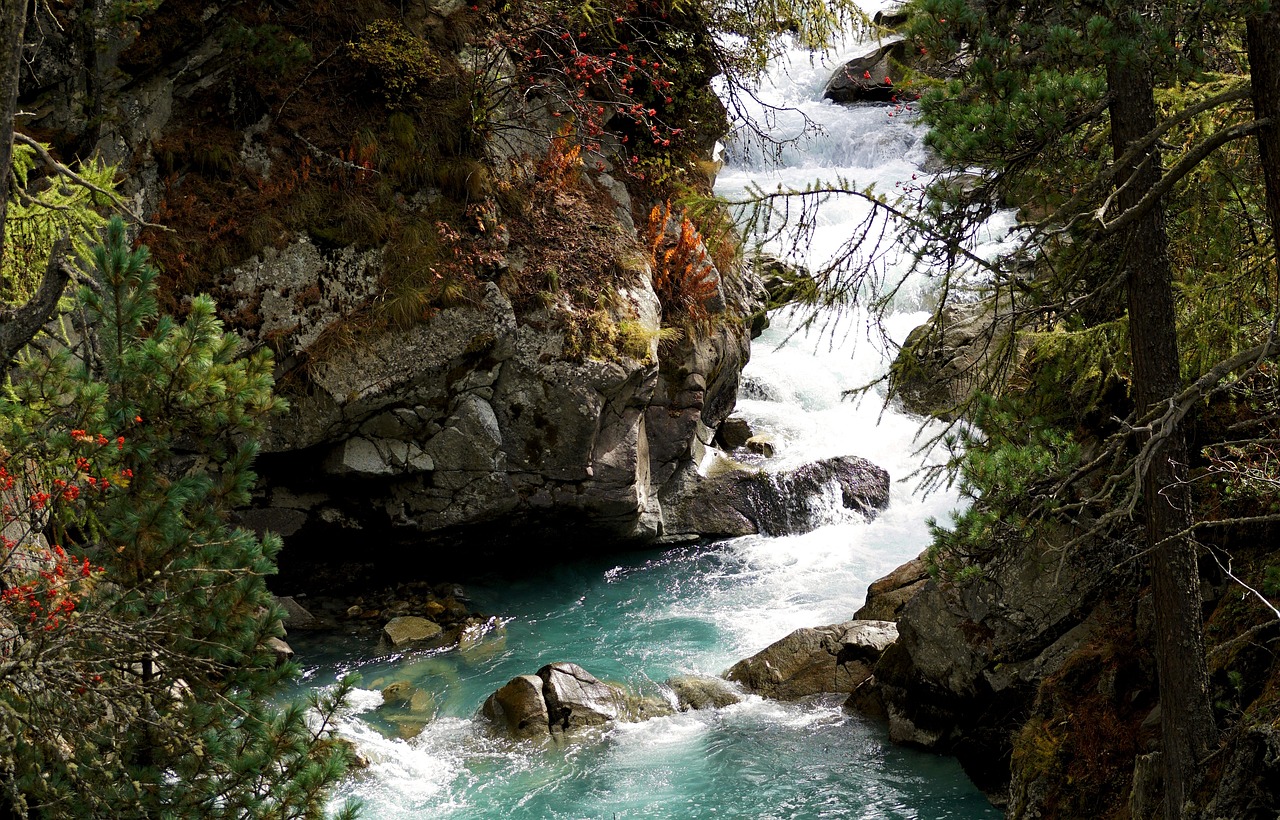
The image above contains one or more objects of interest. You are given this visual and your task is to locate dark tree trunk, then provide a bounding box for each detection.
[1247,12,1280,273]
[0,0,26,259]
[1107,57,1216,819]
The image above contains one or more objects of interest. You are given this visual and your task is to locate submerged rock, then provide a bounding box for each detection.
[664,454,890,538]
[382,616,444,649]
[667,675,744,711]
[726,620,897,700]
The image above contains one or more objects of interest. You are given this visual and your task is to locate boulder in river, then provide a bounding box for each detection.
[667,675,745,711]
[725,620,898,700]
[714,417,755,450]
[480,662,674,740]
[481,675,552,740]
[540,662,629,731]
[824,42,911,104]
[382,616,444,649]
[663,454,891,538]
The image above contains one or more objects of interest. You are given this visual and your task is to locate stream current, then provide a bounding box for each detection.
[297,16,1008,819]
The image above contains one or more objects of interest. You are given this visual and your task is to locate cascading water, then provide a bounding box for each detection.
[294,15,1007,819]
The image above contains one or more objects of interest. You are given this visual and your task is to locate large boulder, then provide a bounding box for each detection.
[480,662,674,740]
[824,42,911,104]
[481,675,551,740]
[539,662,630,731]
[663,455,891,538]
[382,616,444,649]
[726,620,897,700]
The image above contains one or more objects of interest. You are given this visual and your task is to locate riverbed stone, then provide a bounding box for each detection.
[667,675,745,710]
[383,616,444,648]
[538,662,628,732]
[481,675,551,740]
[725,620,897,700]
[664,455,891,538]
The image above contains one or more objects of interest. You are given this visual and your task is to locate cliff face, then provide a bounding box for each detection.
[855,310,1280,817]
[21,0,760,566]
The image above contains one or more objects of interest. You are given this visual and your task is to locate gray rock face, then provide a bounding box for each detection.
[726,620,897,700]
[824,42,910,104]
[854,554,929,621]
[241,232,760,551]
[666,675,744,711]
[860,527,1122,801]
[540,662,628,731]
[664,455,891,538]
[479,662,673,740]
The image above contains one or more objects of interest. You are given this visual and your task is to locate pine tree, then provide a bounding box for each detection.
[0,218,358,818]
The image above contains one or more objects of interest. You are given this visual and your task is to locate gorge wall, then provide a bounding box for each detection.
[19,0,765,572]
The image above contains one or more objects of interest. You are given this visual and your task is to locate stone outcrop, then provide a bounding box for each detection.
[888,299,1019,420]
[726,620,897,701]
[853,553,929,621]
[19,0,761,568]
[849,526,1127,803]
[481,662,674,740]
[663,455,891,539]
[233,222,759,561]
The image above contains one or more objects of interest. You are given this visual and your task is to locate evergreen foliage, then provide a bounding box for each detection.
[0,219,358,818]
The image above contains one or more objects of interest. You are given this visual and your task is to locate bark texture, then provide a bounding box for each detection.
[1247,13,1280,275]
[1107,57,1215,820]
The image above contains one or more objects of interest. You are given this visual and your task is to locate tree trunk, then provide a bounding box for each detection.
[1107,57,1216,820]
[0,0,27,260]
[1247,12,1280,273]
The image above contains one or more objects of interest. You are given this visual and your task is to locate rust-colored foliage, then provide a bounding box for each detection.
[538,125,583,191]
[646,202,719,323]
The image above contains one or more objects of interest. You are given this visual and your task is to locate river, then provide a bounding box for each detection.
[294,14,1004,820]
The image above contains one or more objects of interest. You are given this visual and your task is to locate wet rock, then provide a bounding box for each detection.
[715,417,754,450]
[381,680,415,705]
[539,662,629,732]
[824,42,911,104]
[265,637,294,666]
[382,616,444,649]
[726,620,897,700]
[745,435,775,457]
[273,595,328,630]
[854,553,930,621]
[481,675,551,740]
[667,675,744,710]
[664,455,891,538]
